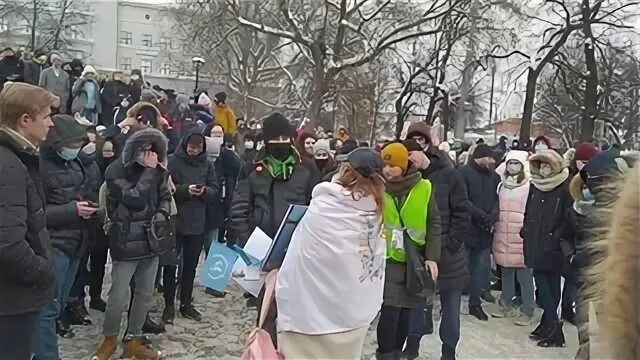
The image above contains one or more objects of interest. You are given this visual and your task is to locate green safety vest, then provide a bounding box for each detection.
[383,179,432,262]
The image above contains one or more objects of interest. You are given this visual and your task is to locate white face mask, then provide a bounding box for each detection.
[244,140,254,150]
[256,141,264,150]
[535,143,549,153]
[539,163,553,177]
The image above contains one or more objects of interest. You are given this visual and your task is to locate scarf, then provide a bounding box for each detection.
[263,155,296,180]
[531,168,569,192]
[502,175,525,189]
[385,168,422,199]
[83,80,96,109]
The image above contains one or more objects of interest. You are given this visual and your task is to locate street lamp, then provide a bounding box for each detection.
[192,56,205,95]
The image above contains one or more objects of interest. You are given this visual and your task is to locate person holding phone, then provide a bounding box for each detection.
[165,129,219,323]
[36,114,99,360]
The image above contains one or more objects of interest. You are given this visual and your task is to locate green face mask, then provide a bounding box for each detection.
[58,147,80,161]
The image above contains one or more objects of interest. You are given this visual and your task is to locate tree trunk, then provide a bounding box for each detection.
[395,94,404,140]
[580,0,598,142]
[519,69,538,143]
[453,0,478,139]
[30,0,38,52]
[441,92,451,139]
[52,0,69,50]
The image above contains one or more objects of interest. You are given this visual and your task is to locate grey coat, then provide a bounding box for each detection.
[71,77,102,114]
[39,67,70,113]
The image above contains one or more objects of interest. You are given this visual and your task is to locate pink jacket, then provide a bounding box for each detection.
[492,150,530,268]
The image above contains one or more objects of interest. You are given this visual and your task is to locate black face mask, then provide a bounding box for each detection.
[266,143,292,161]
[315,158,329,169]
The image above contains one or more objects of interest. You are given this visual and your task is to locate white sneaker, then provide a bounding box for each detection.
[491,300,518,318]
[513,313,534,326]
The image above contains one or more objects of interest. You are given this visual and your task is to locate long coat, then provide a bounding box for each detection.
[39,67,70,113]
[493,182,529,268]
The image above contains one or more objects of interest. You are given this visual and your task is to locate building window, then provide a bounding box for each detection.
[159,64,169,75]
[120,57,132,71]
[142,34,152,47]
[119,31,132,45]
[158,37,170,50]
[140,59,152,74]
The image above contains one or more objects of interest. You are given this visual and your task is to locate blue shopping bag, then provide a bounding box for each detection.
[199,242,239,292]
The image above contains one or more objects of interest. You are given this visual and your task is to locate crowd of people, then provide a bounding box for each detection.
[0,50,638,360]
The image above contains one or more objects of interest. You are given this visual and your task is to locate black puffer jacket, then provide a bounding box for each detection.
[104,128,172,261]
[40,115,96,258]
[522,178,572,271]
[227,148,312,246]
[423,151,470,291]
[169,131,219,235]
[0,127,55,315]
[459,154,500,250]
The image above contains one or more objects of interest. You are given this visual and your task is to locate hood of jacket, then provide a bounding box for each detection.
[406,122,432,143]
[423,150,452,178]
[42,115,88,154]
[502,150,530,176]
[127,101,164,130]
[175,129,208,164]
[533,135,552,149]
[580,150,637,205]
[121,128,167,168]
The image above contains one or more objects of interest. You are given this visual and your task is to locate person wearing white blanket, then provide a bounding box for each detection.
[276,148,387,360]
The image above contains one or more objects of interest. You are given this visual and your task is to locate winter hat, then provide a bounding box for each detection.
[406,122,432,143]
[81,65,96,77]
[472,144,493,159]
[49,53,62,63]
[403,139,423,153]
[261,113,293,142]
[140,88,156,102]
[198,93,212,107]
[381,142,409,173]
[335,138,359,161]
[313,138,331,156]
[575,142,599,163]
[214,91,227,104]
[529,149,565,174]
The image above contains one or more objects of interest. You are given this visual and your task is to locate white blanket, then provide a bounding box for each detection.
[276,182,386,335]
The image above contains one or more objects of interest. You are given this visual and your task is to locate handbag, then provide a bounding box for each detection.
[146,213,176,257]
[241,270,284,360]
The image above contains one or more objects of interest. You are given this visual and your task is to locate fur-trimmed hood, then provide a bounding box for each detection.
[126,101,164,130]
[121,128,168,168]
[529,149,564,175]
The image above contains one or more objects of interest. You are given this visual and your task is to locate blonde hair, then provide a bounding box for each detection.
[0,83,58,128]
[336,163,386,217]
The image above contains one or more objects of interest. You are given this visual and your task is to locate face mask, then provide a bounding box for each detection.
[82,142,96,155]
[539,163,553,177]
[535,143,549,153]
[267,143,292,161]
[58,147,81,161]
[135,152,146,166]
[256,141,264,150]
[583,188,594,202]
[131,74,140,80]
[506,162,523,175]
[315,158,329,169]
[244,141,255,150]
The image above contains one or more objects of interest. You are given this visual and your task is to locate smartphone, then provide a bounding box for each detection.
[87,201,99,208]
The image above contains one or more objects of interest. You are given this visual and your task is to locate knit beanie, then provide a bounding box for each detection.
[473,144,493,159]
[575,143,599,162]
[261,113,293,142]
[313,139,331,156]
[381,142,409,173]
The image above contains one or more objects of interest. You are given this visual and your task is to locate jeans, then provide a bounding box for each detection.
[534,269,561,323]
[89,231,109,299]
[501,267,535,316]
[468,247,491,307]
[0,311,41,360]
[376,306,411,353]
[36,247,80,360]
[440,290,462,360]
[102,257,159,336]
[69,252,90,299]
[163,234,204,306]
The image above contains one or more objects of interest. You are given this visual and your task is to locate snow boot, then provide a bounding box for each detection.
[92,335,118,360]
[529,320,551,340]
[401,336,421,359]
[537,321,566,348]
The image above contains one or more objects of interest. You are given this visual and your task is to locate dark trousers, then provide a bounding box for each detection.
[575,278,590,358]
[534,269,561,323]
[468,247,491,307]
[376,306,411,354]
[163,234,204,306]
[440,290,462,360]
[89,231,109,299]
[562,276,576,310]
[69,253,90,299]
[0,311,40,360]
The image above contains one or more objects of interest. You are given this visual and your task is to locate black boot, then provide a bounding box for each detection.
[56,318,75,339]
[142,315,166,334]
[89,297,107,312]
[375,351,398,360]
[469,305,488,321]
[529,320,551,341]
[537,321,566,348]
[424,305,434,335]
[162,305,175,325]
[65,300,92,325]
[180,304,202,322]
[561,307,576,326]
[401,336,420,360]
[205,287,226,298]
[481,289,496,303]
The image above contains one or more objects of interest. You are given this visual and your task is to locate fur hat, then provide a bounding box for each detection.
[261,113,293,142]
[381,142,409,173]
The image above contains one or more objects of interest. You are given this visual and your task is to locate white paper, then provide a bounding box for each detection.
[232,227,272,296]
